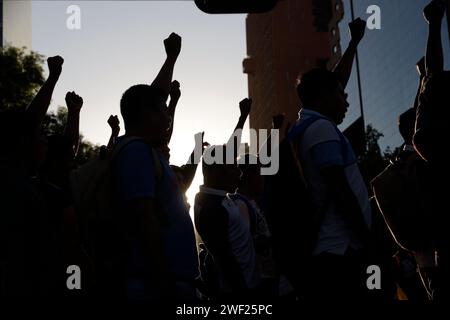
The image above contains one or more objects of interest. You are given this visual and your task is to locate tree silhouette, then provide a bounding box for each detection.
[1,46,99,166]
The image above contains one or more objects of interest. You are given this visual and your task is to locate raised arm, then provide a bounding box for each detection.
[258,113,288,157]
[106,115,120,151]
[26,56,64,132]
[424,0,445,75]
[166,80,181,143]
[150,33,181,96]
[226,98,252,150]
[414,57,426,110]
[64,91,83,154]
[333,18,366,89]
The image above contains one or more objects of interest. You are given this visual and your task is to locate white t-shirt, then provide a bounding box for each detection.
[293,108,372,256]
[198,186,260,290]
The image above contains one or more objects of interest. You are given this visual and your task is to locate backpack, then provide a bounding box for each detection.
[263,114,347,292]
[69,136,163,294]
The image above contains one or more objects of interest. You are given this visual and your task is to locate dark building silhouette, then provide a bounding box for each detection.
[243,0,345,143]
[244,0,450,152]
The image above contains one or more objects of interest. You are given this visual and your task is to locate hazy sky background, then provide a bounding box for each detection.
[32,1,250,205]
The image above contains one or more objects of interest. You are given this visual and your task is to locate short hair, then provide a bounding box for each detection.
[202,145,237,180]
[398,108,416,143]
[296,68,340,106]
[120,84,167,128]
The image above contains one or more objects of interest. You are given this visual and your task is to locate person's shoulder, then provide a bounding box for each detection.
[304,117,336,134]
[301,118,340,148]
[117,138,151,157]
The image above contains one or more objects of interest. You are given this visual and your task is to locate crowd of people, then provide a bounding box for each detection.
[0,0,448,303]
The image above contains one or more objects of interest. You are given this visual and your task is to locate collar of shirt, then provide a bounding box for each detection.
[199,185,229,197]
[298,107,329,120]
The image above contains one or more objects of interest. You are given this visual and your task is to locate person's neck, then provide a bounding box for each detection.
[124,130,157,147]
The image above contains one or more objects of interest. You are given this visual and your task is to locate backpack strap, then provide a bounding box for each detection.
[111,136,164,190]
[287,114,350,164]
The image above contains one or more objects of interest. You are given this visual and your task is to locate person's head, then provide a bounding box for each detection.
[202,145,241,193]
[296,68,349,124]
[237,154,264,198]
[120,84,172,147]
[398,108,416,145]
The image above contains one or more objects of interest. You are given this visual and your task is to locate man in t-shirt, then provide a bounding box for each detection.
[114,33,198,300]
[291,18,372,301]
[293,68,372,301]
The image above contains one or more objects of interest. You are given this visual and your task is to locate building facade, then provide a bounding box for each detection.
[244,0,345,143]
[339,0,450,151]
[1,0,32,49]
[245,0,450,152]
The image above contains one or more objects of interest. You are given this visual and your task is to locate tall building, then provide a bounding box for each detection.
[243,0,345,141]
[244,0,450,152]
[339,0,450,151]
[1,0,32,49]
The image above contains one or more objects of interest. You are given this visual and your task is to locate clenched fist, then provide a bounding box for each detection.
[164,33,182,60]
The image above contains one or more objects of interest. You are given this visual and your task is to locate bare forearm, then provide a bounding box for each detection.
[166,98,178,142]
[227,114,248,147]
[26,75,59,131]
[65,110,80,154]
[413,77,424,110]
[106,132,118,151]
[334,41,358,88]
[426,23,444,75]
[151,57,177,95]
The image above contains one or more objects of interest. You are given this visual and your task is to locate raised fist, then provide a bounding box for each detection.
[107,115,120,136]
[47,55,64,78]
[424,0,445,24]
[164,33,182,60]
[349,18,366,44]
[239,98,252,117]
[65,91,83,113]
[169,80,181,101]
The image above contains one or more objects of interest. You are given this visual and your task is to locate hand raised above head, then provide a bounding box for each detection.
[65,91,83,113]
[169,80,181,101]
[164,33,182,60]
[424,0,446,24]
[47,55,64,78]
[107,115,120,134]
[239,98,252,117]
[349,18,366,44]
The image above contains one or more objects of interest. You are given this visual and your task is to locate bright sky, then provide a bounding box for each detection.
[31,1,250,207]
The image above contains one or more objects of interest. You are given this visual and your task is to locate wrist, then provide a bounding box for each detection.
[166,55,178,63]
[429,21,442,28]
[349,39,359,48]
[48,73,60,82]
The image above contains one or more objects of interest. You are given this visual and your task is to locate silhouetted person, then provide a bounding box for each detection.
[413,0,450,302]
[194,99,263,300]
[93,33,198,300]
